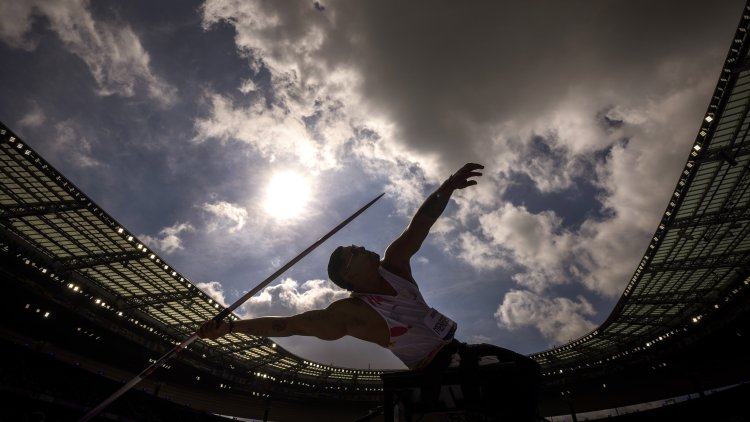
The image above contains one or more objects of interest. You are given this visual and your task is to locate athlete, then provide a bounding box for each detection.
[199,162,540,419]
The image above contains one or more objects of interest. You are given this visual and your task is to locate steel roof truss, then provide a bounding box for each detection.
[58,250,147,270]
[126,290,200,309]
[0,200,85,219]
[645,250,750,273]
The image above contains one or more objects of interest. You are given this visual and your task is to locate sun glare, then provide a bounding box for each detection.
[263,171,312,220]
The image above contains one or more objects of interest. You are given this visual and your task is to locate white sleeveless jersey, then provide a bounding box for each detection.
[351,266,457,369]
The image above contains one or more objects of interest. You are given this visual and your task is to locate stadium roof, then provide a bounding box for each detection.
[2,2,750,399]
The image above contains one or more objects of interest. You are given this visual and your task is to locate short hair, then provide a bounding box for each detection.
[328,246,353,291]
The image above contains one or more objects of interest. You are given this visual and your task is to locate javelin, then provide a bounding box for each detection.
[79,192,385,421]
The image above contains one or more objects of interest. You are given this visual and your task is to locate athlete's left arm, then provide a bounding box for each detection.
[382,163,483,277]
[197,300,357,341]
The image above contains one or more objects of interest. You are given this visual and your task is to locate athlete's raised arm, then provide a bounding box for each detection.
[382,163,483,279]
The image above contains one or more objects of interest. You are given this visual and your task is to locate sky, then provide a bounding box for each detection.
[0,0,745,370]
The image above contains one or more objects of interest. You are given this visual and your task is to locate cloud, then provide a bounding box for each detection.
[51,121,105,168]
[237,278,349,318]
[139,222,195,254]
[468,334,492,344]
[478,203,575,292]
[414,256,429,265]
[202,201,249,233]
[19,102,46,128]
[201,0,338,85]
[456,74,720,300]
[196,281,228,307]
[0,0,175,104]
[199,0,441,214]
[193,92,343,171]
[575,81,719,297]
[451,231,511,272]
[0,2,40,50]
[495,290,597,345]
[196,0,730,222]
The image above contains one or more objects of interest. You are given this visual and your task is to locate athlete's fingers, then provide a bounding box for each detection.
[459,163,484,173]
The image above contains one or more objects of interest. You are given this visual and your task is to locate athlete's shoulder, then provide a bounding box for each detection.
[380,262,418,285]
[327,297,367,314]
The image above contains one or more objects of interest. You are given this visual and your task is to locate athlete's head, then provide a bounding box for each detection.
[328,246,353,291]
[328,245,379,291]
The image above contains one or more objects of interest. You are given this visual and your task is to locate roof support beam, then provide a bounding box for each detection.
[645,250,750,273]
[610,315,685,329]
[695,143,750,166]
[569,343,607,360]
[594,331,630,345]
[670,204,750,230]
[246,355,285,372]
[0,200,86,219]
[56,250,147,270]
[125,289,200,308]
[216,339,268,357]
[624,289,714,305]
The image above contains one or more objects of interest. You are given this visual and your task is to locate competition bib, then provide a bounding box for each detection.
[424,307,457,340]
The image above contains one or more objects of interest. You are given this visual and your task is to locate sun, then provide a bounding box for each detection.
[263,171,312,220]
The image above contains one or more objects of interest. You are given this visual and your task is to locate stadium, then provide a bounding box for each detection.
[2,2,750,422]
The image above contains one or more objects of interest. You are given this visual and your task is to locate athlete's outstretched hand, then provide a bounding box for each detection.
[443,163,484,190]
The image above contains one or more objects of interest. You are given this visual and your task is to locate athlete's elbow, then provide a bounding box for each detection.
[317,332,345,341]
[314,327,346,341]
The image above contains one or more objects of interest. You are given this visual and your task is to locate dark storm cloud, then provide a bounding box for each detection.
[247,1,743,161]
